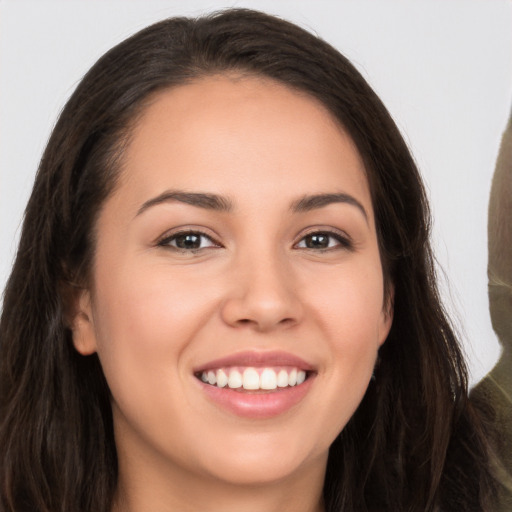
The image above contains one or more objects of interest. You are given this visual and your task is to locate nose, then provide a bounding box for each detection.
[220,252,304,332]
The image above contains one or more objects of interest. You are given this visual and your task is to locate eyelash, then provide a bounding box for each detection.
[295,230,353,251]
[157,230,221,253]
[157,229,353,253]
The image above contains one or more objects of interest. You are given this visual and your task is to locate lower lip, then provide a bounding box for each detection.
[197,376,315,419]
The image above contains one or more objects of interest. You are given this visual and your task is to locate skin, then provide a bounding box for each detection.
[72,75,393,512]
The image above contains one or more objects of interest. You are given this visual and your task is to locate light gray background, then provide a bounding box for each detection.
[1,0,511,385]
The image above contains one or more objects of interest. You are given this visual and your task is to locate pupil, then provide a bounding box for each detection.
[176,234,201,249]
[306,234,329,248]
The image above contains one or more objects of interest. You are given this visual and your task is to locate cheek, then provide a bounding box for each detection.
[302,258,385,411]
[89,261,219,397]
[306,257,386,343]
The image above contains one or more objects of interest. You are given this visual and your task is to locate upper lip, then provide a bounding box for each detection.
[193,350,316,373]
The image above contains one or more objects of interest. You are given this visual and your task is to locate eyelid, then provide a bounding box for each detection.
[154,225,353,252]
[156,226,222,250]
[293,227,354,250]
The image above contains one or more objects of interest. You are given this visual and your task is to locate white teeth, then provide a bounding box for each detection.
[242,368,260,390]
[228,369,243,389]
[277,369,289,388]
[260,368,277,390]
[216,369,228,388]
[200,367,308,390]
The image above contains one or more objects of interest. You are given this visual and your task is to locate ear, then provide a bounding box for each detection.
[378,284,394,347]
[70,289,98,356]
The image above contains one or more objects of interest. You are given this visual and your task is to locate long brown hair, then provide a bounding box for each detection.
[0,9,496,511]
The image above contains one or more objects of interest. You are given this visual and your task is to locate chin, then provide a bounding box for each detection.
[193,430,329,487]
[202,456,312,487]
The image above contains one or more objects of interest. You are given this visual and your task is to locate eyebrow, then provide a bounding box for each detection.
[136,191,233,216]
[136,190,368,222]
[290,193,368,222]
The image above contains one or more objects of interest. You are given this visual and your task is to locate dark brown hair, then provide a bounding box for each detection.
[0,8,496,511]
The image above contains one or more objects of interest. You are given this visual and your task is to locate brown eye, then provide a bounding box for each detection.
[296,231,352,250]
[159,231,218,251]
[303,233,331,249]
[174,233,203,249]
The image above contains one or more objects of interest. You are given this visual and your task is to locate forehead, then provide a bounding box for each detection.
[113,74,372,217]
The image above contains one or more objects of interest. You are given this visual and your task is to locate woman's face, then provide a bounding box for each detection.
[73,75,392,489]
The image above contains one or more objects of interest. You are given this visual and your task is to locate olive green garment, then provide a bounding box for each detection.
[471,110,512,511]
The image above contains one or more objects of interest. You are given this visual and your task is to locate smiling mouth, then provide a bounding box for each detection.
[195,366,311,392]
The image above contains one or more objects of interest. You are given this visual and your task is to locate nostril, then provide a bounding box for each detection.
[221,291,303,331]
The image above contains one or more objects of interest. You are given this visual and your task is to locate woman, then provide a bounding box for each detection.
[0,9,498,511]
